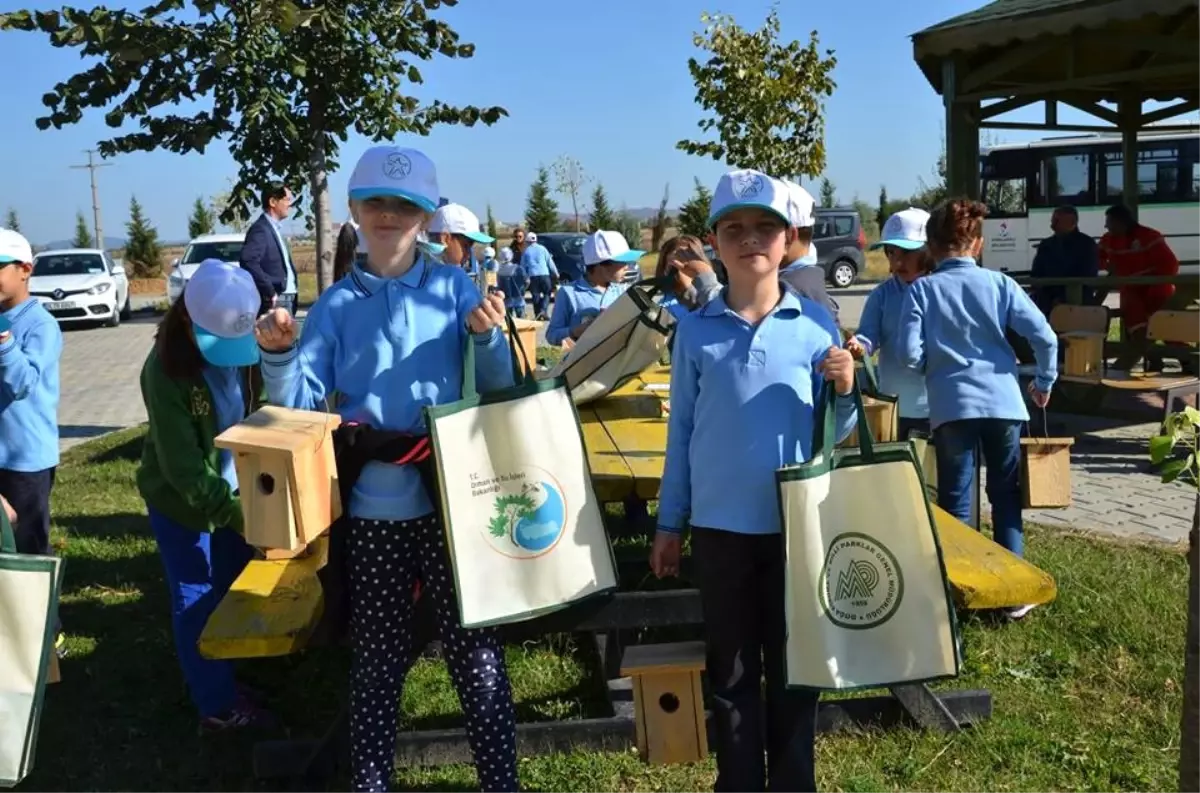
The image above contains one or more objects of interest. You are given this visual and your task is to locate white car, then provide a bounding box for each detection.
[168,232,247,304]
[30,249,131,327]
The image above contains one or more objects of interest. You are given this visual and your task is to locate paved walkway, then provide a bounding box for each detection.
[58,318,157,451]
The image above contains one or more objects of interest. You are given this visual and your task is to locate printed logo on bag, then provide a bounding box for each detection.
[475,466,567,559]
[818,532,904,629]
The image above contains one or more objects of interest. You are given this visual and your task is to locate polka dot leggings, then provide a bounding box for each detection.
[348,514,519,793]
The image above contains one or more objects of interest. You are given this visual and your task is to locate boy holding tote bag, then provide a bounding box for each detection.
[650,169,857,793]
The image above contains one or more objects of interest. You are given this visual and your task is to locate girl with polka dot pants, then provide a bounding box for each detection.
[255,145,520,792]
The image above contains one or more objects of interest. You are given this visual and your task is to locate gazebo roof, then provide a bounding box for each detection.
[912,0,1199,103]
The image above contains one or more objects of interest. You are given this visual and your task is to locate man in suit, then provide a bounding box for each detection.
[239,182,298,315]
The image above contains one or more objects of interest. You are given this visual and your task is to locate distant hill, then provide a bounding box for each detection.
[38,236,128,252]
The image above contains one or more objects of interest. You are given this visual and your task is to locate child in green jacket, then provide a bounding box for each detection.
[137,259,273,733]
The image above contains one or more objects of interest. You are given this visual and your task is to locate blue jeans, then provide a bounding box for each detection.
[932,419,1025,557]
[148,506,253,717]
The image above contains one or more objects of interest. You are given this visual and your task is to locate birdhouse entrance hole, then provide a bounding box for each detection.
[258,473,276,495]
[658,692,680,713]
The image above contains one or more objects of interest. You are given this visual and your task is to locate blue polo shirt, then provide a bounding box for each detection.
[0,298,61,472]
[260,255,515,521]
[521,243,558,278]
[545,278,629,346]
[897,256,1057,429]
[657,287,857,536]
[853,276,928,420]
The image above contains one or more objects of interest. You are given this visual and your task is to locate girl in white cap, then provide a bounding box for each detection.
[137,259,274,733]
[253,145,518,793]
[845,208,934,438]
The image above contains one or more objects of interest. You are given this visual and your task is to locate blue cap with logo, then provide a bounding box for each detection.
[348,145,440,212]
[184,259,262,367]
[706,169,792,228]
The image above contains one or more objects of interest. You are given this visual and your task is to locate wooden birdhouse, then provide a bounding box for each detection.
[1061,331,1105,378]
[1020,436,1074,508]
[504,318,542,369]
[841,396,898,447]
[215,406,342,557]
[620,641,708,765]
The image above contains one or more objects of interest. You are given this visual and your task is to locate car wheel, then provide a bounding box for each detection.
[120,291,132,320]
[830,259,856,289]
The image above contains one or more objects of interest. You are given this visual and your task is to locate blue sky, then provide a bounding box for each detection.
[0,0,1166,244]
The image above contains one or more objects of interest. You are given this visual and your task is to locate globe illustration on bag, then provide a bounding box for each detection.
[484,469,568,558]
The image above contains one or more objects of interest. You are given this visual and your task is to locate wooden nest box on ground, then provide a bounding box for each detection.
[215,406,342,557]
[620,641,709,765]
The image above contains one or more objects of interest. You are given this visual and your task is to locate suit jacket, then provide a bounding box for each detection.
[239,213,294,313]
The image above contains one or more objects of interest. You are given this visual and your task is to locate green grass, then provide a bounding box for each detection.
[33,427,1186,791]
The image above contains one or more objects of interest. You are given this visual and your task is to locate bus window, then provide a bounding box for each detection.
[1037,151,1092,206]
[1100,139,1193,204]
[980,148,1029,217]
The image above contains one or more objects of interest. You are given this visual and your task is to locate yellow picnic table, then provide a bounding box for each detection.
[199,365,1057,661]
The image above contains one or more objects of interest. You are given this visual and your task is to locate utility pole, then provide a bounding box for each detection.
[69,150,111,250]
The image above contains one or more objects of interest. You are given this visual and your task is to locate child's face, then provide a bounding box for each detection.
[0,261,32,307]
[885,246,926,284]
[352,196,426,254]
[712,209,790,278]
[437,233,473,266]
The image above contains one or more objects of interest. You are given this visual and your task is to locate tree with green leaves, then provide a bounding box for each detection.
[819,177,837,208]
[485,204,499,241]
[876,186,889,234]
[524,166,559,234]
[650,183,672,253]
[4,208,19,232]
[0,1,506,294]
[910,141,948,210]
[124,196,162,277]
[614,211,643,254]
[850,196,877,239]
[677,9,837,179]
[72,211,94,248]
[588,184,617,232]
[677,178,712,239]
[188,196,216,239]
[552,155,588,232]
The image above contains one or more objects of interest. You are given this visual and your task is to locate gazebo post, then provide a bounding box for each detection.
[1117,90,1141,222]
[941,58,981,199]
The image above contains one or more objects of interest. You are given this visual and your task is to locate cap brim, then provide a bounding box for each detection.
[611,249,644,263]
[348,187,437,213]
[0,255,27,264]
[868,239,925,251]
[707,202,789,229]
[463,231,495,244]
[193,326,260,367]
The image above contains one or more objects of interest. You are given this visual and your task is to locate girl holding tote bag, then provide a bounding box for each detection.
[254,145,519,793]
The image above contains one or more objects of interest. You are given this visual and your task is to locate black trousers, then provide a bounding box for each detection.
[0,467,60,633]
[692,527,820,792]
[528,275,553,318]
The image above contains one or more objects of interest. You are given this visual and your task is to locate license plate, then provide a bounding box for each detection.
[45,301,76,311]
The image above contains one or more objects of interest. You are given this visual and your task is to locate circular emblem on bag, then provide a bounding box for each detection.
[477,466,567,559]
[818,532,903,629]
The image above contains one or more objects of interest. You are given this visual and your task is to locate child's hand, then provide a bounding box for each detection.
[844,337,866,359]
[819,346,855,395]
[1027,380,1051,408]
[649,530,682,579]
[254,308,297,352]
[570,316,595,340]
[467,292,506,334]
[1,495,15,525]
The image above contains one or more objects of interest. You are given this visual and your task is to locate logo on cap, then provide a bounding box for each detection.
[233,312,254,335]
[885,216,902,236]
[383,153,412,180]
[733,172,765,199]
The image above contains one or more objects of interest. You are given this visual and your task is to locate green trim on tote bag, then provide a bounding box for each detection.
[424,314,619,629]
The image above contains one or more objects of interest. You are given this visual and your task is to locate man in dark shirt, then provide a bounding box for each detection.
[1030,205,1100,316]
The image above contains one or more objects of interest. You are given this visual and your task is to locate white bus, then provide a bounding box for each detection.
[978,128,1199,274]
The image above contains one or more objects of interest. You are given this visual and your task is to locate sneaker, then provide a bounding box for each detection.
[1006,604,1037,621]
[200,701,278,734]
[55,632,67,659]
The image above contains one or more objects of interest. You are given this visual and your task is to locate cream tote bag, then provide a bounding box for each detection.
[0,507,63,788]
[549,278,675,405]
[426,316,618,628]
[776,383,961,690]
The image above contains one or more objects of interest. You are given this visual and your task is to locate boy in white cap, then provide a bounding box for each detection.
[428,202,495,290]
[845,208,933,438]
[0,229,64,647]
[495,247,528,318]
[650,169,856,793]
[520,230,559,320]
[779,179,840,325]
[253,144,519,793]
[545,229,641,346]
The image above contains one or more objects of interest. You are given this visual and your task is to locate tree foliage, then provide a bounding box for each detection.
[72,211,94,248]
[819,177,837,207]
[677,177,712,239]
[485,204,498,241]
[909,139,948,210]
[650,183,672,253]
[588,184,616,232]
[552,155,588,232]
[4,208,19,232]
[614,210,643,253]
[188,196,216,239]
[124,195,162,277]
[0,0,506,293]
[524,166,559,234]
[677,8,837,179]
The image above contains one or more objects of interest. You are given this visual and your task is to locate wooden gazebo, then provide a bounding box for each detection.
[912,0,1199,217]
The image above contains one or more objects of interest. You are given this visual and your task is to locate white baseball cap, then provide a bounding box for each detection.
[347,145,439,212]
[526,232,537,243]
[499,247,513,264]
[870,208,931,251]
[582,230,644,267]
[781,179,816,228]
[183,259,261,367]
[483,246,496,259]
[707,169,791,228]
[0,229,33,265]
[428,203,495,244]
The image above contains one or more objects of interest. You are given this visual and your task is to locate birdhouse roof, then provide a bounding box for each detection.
[215,406,341,455]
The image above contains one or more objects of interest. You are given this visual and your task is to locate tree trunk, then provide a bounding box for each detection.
[307,91,334,296]
[1182,495,1199,793]
[572,195,580,232]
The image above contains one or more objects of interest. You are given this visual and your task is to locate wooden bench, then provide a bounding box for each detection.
[1051,305,1199,423]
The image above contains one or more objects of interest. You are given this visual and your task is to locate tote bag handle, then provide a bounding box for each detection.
[461,312,537,400]
[1,506,14,554]
[812,374,877,463]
